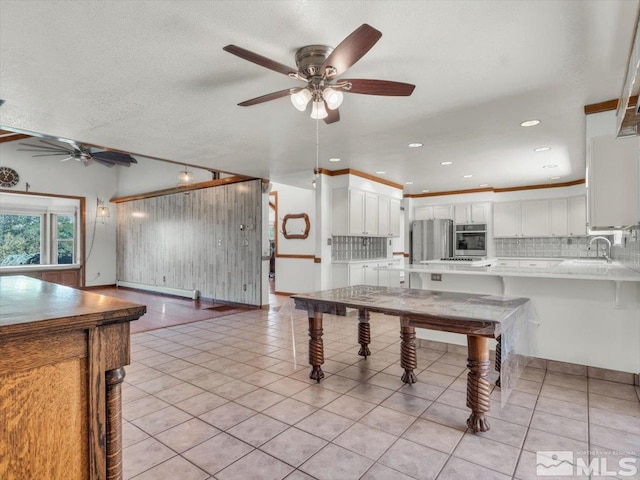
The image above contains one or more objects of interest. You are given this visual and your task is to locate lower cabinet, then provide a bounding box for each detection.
[2,268,82,287]
[333,260,401,288]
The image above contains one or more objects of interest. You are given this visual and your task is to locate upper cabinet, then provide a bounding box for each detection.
[493,196,586,238]
[414,204,453,221]
[333,187,400,237]
[587,135,639,229]
[454,203,489,224]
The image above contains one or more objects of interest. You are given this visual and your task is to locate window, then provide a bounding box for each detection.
[0,193,80,267]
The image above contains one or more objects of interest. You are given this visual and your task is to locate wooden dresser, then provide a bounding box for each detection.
[0,276,146,480]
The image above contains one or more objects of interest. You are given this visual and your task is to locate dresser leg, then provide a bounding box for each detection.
[400,320,417,384]
[106,367,126,480]
[495,335,502,388]
[308,311,325,382]
[358,309,371,358]
[466,336,491,433]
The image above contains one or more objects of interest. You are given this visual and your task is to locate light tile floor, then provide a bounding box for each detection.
[122,296,640,480]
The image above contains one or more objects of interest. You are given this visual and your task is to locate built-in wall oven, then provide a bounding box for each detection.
[455,223,487,257]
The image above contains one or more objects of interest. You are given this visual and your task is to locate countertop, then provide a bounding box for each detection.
[332,258,401,264]
[383,260,640,282]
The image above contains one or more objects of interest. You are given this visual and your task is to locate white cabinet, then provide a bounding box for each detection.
[495,259,520,267]
[550,198,568,236]
[414,205,453,221]
[378,195,390,237]
[348,262,378,286]
[333,188,381,236]
[389,198,401,237]
[493,202,520,237]
[434,205,453,220]
[568,195,587,236]
[454,203,489,224]
[377,260,401,287]
[588,135,639,229]
[520,200,549,237]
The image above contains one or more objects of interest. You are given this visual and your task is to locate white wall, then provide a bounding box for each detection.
[271,182,316,294]
[0,141,118,285]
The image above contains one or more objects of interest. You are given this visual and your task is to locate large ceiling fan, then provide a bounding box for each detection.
[223,24,415,124]
[17,139,137,168]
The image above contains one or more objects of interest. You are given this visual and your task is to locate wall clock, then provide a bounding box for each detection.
[0,167,19,188]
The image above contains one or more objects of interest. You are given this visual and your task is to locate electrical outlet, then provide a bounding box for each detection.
[243,284,247,291]
[431,273,442,281]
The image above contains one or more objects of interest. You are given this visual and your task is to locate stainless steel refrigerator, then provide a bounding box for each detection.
[410,219,453,263]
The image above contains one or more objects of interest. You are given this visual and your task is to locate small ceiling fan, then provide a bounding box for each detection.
[223,24,415,124]
[17,139,137,168]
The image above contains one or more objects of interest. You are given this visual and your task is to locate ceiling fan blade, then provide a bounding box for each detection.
[342,79,415,96]
[324,103,340,124]
[31,153,72,157]
[223,45,298,77]
[321,24,382,77]
[59,157,75,162]
[91,151,137,165]
[92,157,115,168]
[17,143,71,153]
[238,88,300,107]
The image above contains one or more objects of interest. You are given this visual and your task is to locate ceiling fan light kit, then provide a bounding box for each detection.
[223,24,415,124]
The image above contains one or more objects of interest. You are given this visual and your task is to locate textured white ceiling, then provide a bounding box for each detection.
[0,0,638,192]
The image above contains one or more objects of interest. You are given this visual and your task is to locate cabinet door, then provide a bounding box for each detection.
[378,195,390,236]
[414,206,434,220]
[470,203,488,223]
[568,196,587,236]
[493,202,519,237]
[364,192,379,235]
[521,200,549,237]
[349,264,365,285]
[364,264,379,286]
[550,198,568,236]
[389,198,401,237]
[433,205,452,220]
[454,205,469,224]
[348,189,366,235]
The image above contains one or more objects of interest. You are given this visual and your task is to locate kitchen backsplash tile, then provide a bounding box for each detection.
[494,236,613,259]
[612,225,640,273]
[332,236,387,261]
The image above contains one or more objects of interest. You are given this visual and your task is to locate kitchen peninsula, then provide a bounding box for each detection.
[0,276,146,480]
[386,261,640,376]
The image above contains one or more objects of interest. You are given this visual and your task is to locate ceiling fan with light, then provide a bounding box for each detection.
[17,139,137,167]
[223,24,415,123]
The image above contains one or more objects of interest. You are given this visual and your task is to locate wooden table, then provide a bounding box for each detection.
[291,285,530,433]
[0,276,146,480]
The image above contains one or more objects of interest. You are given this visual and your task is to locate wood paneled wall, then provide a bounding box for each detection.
[116,179,262,305]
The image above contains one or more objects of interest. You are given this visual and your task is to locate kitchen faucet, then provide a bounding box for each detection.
[588,236,612,263]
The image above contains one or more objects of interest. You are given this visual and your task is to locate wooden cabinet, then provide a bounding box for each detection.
[493,202,520,237]
[454,203,489,224]
[588,135,639,229]
[521,200,549,237]
[1,267,82,287]
[0,276,145,480]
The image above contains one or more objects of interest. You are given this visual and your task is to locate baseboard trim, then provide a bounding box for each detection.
[116,280,200,300]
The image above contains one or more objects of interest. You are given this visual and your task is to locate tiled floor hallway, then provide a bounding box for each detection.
[120,293,640,480]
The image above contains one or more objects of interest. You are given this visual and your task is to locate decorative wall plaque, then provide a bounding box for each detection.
[282,213,311,239]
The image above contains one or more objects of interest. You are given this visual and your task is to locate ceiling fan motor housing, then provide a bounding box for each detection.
[294,45,334,80]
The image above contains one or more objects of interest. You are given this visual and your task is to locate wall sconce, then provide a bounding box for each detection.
[178,166,193,186]
[97,198,110,224]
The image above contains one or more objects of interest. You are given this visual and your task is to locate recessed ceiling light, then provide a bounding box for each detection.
[328,157,341,162]
[422,189,430,193]
[440,161,453,166]
[534,147,551,152]
[550,176,561,180]
[408,142,423,148]
[520,119,541,127]
[463,174,473,178]
[542,164,558,169]
[479,184,489,187]
[376,171,386,174]
[405,181,414,185]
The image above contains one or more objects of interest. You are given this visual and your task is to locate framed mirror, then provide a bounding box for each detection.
[282,213,310,239]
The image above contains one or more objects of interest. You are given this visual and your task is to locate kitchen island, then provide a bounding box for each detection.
[0,276,146,480]
[385,260,640,375]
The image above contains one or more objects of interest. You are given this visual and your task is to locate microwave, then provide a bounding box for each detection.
[455,223,487,257]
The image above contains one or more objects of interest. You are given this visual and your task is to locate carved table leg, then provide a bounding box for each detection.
[308,311,325,382]
[400,318,417,384]
[495,335,502,388]
[466,336,491,433]
[358,309,371,358]
[106,367,126,480]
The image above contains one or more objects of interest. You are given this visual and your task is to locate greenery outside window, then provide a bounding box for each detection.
[0,195,80,267]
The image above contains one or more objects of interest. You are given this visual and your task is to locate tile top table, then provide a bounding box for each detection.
[291,285,531,433]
